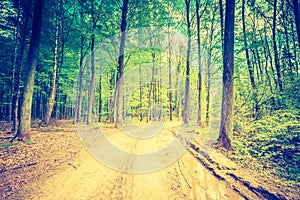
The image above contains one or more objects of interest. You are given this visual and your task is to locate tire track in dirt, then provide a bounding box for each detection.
[16,123,245,200]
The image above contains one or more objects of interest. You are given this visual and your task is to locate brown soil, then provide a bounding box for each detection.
[0,121,298,200]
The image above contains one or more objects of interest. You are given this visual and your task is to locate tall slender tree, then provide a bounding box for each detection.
[195,0,202,126]
[272,0,283,92]
[218,0,235,150]
[206,6,215,125]
[242,0,256,89]
[242,0,259,117]
[219,0,224,52]
[168,28,173,121]
[293,0,300,48]
[74,4,87,123]
[183,0,191,125]
[87,0,96,125]
[43,0,61,125]
[115,0,129,128]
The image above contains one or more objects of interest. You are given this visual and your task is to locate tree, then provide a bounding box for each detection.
[11,0,31,132]
[195,0,202,126]
[272,0,283,92]
[205,4,216,125]
[218,0,235,150]
[183,0,191,125]
[242,0,256,90]
[74,3,88,123]
[115,0,129,128]
[242,0,259,117]
[87,0,96,125]
[168,28,173,121]
[16,0,44,140]
[43,0,61,125]
[219,0,224,52]
[293,0,300,48]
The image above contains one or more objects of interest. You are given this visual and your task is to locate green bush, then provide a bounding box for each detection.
[231,110,300,184]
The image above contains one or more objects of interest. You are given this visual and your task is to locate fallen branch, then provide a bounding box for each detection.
[0,162,38,174]
[68,163,77,169]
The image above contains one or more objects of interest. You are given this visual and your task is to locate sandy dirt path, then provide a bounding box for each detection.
[19,123,243,200]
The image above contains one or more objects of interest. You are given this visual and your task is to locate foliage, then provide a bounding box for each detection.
[0,0,299,186]
[2,141,13,149]
[231,110,300,185]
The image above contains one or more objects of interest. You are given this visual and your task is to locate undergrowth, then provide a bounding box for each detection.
[229,110,300,186]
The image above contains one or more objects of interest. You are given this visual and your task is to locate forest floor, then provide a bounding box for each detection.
[0,120,299,200]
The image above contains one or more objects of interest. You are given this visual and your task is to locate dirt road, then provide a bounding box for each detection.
[18,122,242,200]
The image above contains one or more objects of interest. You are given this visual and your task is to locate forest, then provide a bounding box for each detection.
[0,0,299,199]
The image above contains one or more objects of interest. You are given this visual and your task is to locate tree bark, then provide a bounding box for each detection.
[218,0,235,150]
[195,0,202,126]
[17,0,44,140]
[242,0,260,118]
[242,0,256,89]
[272,0,283,92]
[283,1,293,79]
[87,0,96,125]
[43,0,61,125]
[139,64,143,121]
[74,9,86,123]
[115,0,128,128]
[206,9,215,125]
[219,0,224,53]
[98,76,102,122]
[147,44,155,123]
[292,23,299,76]
[293,0,300,48]
[86,6,96,125]
[12,0,31,132]
[183,0,191,125]
[167,31,173,121]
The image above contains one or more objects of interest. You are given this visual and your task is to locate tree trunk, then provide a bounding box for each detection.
[159,59,162,121]
[272,0,283,92]
[168,30,173,121]
[292,23,299,76]
[115,0,128,128]
[219,0,224,52]
[175,59,181,120]
[206,54,211,125]
[12,0,31,132]
[293,0,300,48]
[260,30,273,92]
[283,2,293,79]
[206,7,215,125]
[74,9,85,124]
[242,0,260,118]
[87,0,96,125]
[183,0,191,125]
[147,38,155,123]
[264,23,277,93]
[242,0,256,89]
[195,0,202,126]
[10,26,19,122]
[43,0,60,125]
[98,76,102,122]
[139,64,143,121]
[218,0,235,150]
[17,0,44,140]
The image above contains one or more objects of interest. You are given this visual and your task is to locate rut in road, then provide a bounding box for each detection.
[20,123,243,200]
